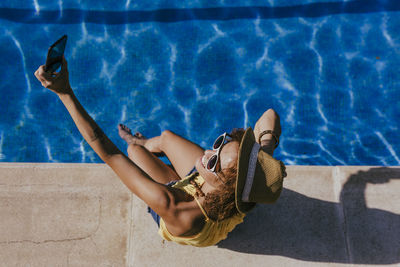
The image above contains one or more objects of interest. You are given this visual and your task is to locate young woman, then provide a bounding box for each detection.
[34,57,286,247]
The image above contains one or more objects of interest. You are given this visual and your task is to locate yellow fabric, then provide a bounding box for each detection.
[158,172,246,247]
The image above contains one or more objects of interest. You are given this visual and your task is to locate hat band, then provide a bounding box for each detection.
[241,142,260,202]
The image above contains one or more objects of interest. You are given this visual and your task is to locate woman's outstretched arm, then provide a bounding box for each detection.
[35,57,120,162]
[34,58,176,216]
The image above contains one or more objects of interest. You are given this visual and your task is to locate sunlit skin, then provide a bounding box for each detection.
[195,141,240,194]
[34,57,281,238]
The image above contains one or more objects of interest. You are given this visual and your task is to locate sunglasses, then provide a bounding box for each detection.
[206,132,231,173]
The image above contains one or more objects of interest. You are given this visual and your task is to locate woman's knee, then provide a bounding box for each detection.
[161,130,174,138]
[266,108,278,118]
[127,143,144,156]
[160,130,175,146]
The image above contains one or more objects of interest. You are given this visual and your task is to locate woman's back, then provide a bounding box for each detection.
[158,174,246,247]
[160,173,208,237]
[162,198,206,237]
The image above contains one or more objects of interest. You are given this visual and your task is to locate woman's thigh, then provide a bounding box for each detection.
[160,130,205,178]
[127,144,180,184]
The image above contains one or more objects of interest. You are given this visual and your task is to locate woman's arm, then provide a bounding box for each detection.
[34,58,176,215]
[58,92,120,161]
[253,109,281,156]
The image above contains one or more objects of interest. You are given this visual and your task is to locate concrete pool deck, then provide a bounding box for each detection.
[0,163,399,266]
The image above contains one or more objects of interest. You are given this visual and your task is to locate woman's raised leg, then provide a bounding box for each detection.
[118,124,180,184]
[150,130,205,178]
[119,124,205,179]
[126,144,180,184]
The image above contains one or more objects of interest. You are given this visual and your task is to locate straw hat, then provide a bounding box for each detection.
[235,127,287,214]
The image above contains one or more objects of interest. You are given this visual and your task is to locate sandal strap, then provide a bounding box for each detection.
[258,130,279,148]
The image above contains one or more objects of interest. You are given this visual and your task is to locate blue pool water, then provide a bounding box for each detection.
[0,0,399,165]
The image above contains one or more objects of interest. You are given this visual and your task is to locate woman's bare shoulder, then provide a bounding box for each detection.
[162,199,206,237]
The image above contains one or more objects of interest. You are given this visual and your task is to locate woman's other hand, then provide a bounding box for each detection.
[254,108,281,143]
[34,57,73,95]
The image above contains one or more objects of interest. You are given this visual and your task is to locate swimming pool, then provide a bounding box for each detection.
[0,0,399,165]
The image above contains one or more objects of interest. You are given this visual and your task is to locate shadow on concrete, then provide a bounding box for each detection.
[0,0,400,24]
[218,167,400,265]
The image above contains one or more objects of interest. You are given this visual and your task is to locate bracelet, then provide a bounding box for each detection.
[258,130,279,148]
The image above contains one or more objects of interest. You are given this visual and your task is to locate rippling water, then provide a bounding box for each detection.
[0,0,399,165]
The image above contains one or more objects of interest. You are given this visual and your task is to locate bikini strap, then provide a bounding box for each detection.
[194,197,210,221]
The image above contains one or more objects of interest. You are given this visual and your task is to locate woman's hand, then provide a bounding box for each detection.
[34,57,73,95]
[254,109,281,143]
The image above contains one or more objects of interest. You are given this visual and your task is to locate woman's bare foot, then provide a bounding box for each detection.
[118,124,147,146]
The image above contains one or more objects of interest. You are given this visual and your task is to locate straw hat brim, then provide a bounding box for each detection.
[235,127,257,214]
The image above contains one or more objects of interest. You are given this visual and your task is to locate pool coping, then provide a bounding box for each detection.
[0,163,399,266]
